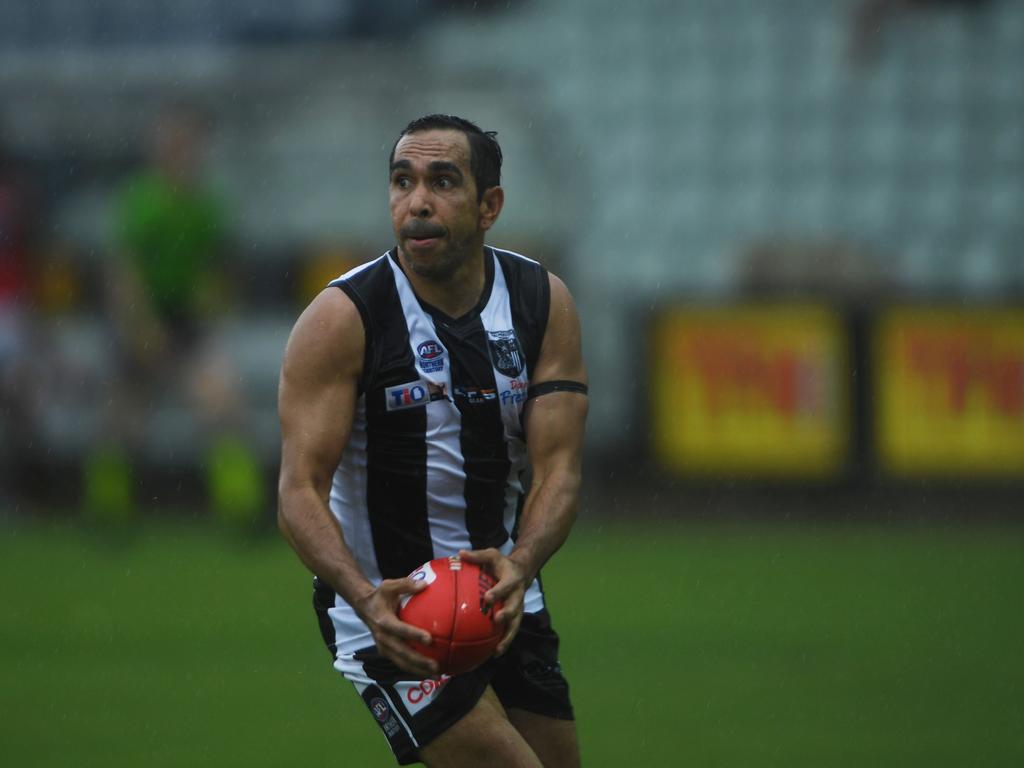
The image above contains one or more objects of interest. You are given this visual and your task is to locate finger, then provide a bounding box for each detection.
[394,649,438,678]
[379,614,433,647]
[493,599,522,627]
[380,637,438,678]
[380,576,429,596]
[495,613,522,657]
[485,580,524,605]
[457,548,499,566]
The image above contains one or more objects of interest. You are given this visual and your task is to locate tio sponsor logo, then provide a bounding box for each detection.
[406,675,452,705]
[387,383,427,410]
[386,380,449,411]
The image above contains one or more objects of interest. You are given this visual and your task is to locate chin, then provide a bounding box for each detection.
[403,245,462,281]
[410,259,459,282]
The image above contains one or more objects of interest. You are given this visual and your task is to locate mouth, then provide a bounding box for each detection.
[402,223,446,250]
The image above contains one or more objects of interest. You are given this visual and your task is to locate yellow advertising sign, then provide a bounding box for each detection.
[651,305,848,476]
[875,308,1024,475]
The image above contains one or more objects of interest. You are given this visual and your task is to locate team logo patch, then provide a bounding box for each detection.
[487,330,525,378]
[417,340,445,373]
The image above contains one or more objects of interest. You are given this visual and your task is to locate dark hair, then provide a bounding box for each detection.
[390,114,502,200]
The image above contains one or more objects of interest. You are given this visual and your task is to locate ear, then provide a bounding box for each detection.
[478,186,504,232]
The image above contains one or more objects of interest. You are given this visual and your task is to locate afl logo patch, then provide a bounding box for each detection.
[487,330,525,378]
[370,698,390,723]
[417,340,445,373]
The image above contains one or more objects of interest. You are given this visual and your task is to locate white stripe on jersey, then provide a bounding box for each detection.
[328,394,377,651]
[488,245,540,266]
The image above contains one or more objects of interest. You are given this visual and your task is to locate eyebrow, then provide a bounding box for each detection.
[389,159,465,179]
[427,160,463,178]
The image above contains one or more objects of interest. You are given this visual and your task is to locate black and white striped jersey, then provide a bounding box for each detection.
[324,246,551,655]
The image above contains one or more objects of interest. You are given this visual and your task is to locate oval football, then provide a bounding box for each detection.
[398,556,503,675]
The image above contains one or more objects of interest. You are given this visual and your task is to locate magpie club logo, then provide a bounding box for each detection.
[487,330,525,378]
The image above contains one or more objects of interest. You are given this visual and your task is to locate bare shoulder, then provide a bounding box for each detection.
[535,272,586,383]
[282,286,365,386]
[547,271,574,312]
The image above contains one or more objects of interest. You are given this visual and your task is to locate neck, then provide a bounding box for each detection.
[398,245,488,318]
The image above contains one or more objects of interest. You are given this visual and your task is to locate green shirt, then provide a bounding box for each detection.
[116,172,225,319]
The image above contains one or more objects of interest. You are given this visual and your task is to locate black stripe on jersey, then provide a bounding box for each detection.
[312,576,339,657]
[437,318,511,551]
[360,684,417,760]
[493,248,550,377]
[330,276,373,396]
[341,257,434,579]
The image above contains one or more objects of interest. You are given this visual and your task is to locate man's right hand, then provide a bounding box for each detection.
[353,577,440,679]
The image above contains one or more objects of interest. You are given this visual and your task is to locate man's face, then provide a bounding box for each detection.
[389,129,491,281]
[152,113,206,186]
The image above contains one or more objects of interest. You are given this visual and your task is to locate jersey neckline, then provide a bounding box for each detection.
[388,246,496,327]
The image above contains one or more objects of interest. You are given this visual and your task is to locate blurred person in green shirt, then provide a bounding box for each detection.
[87,105,264,526]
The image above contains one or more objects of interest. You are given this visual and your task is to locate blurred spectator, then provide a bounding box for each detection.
[87,105,264,525]
[0,135,42,506]
[850,0,992,63]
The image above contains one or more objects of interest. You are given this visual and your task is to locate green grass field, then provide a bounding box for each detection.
[2,518,1023,767]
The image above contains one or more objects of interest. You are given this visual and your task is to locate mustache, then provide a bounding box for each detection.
[401,221,446,239]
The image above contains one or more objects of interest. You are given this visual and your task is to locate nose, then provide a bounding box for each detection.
[408,181,433,218]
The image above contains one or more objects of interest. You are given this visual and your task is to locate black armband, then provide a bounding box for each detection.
[526,380,589,400]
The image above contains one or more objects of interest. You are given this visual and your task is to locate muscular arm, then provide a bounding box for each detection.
[278,288,436,676]
[278,288,369,601]
[509,274,588,582]
[462,273,588,652]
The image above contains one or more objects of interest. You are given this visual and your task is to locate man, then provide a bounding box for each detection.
[277,114,588,767]
[91,105,264,523]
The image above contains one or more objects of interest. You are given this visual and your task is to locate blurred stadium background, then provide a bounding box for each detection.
[1,0,1022,765]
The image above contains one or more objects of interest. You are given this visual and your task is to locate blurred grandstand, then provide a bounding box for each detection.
[0,0,1021,512]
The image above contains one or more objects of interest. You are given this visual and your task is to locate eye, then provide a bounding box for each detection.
[435,177,454,190]
[393,175,411,189]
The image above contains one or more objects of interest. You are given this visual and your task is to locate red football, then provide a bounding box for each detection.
[399,556,503,676]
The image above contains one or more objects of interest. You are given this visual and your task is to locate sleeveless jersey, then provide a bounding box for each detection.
[321,246,551,655]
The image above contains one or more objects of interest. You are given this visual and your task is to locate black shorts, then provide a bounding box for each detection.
[314,592,573,766]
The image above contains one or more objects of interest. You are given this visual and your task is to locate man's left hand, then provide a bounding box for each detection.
[458,548,529,656]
